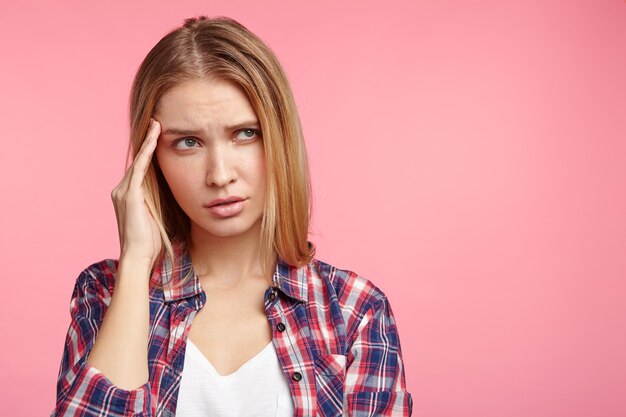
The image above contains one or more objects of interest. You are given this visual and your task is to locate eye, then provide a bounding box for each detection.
[235,128,261,141]
[173,137,200,149]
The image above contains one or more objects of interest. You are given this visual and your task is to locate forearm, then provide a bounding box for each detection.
[86,257,152,390]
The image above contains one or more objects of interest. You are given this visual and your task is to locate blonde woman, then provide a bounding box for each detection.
[52,16,413,417]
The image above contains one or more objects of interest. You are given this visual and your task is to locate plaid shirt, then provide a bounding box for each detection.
[52,243,413,416]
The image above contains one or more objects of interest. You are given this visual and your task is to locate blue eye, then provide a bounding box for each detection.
[174,138,199,149]
[235,129,260,141]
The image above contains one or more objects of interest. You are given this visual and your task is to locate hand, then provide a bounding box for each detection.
[111,118,163,267]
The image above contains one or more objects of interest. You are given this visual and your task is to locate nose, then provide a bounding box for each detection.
[206,143,238,187]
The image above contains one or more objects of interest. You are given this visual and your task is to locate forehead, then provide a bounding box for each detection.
[154,78,258,124]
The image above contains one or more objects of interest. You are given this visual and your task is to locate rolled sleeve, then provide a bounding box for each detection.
[52,264,152,417]
[53,360,150,417]
[344,296,413,416]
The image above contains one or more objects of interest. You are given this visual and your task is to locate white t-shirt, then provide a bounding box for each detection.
[176,339,295,416]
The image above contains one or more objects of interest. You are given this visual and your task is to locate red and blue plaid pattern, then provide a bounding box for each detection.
[53,243,413,416]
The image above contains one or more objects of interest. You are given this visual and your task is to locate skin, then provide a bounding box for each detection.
[86,78,275,388]
[86,120,160,389]
[155,78,273,375]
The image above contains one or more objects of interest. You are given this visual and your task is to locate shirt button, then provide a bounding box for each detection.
[276,322,286,332]
[292,372,302,381]
[268,292,276,301]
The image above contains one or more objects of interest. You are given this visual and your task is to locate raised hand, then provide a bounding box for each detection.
[111,118,163,267]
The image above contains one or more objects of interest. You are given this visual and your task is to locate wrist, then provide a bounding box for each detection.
[116,255,154,285]
[119,249,157,268]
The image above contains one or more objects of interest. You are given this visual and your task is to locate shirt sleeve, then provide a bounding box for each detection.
[344,295,413,416]
[51,265,152,417]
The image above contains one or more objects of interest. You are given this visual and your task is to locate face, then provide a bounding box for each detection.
[154,78,266,241]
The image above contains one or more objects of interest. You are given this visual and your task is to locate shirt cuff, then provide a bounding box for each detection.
[346,390,413,416]
[54,360,151,417]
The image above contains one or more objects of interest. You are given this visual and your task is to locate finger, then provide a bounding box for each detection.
[112,120,159,201]
[133,119,160,170]
[129,119,161,189]
[113,120,159,192]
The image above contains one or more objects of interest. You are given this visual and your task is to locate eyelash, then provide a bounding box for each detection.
[236,128,261,141]
[172,128,261,149]
[174,138,200,149]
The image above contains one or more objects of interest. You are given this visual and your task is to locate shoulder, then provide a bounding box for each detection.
[311,257,387,305]
[72,259,119,298]
[308,257,388,336]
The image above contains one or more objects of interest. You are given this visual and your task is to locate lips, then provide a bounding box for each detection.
[205,197,247,218]
[206,196,246,207]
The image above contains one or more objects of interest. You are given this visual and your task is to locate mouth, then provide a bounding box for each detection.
[206,196,246,208]
[205,198,248,218]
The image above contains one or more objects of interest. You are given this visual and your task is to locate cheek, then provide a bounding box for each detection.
[251,147,267,182]
[156,154,196,199]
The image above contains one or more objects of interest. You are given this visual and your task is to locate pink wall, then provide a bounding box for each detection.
[1,0,624,415]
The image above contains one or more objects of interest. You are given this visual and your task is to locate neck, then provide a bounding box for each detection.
[188,220,274,288]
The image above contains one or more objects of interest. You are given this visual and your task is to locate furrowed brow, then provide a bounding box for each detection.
[161,128,203,136]
[161,120,260,136]
[225,120,260,131]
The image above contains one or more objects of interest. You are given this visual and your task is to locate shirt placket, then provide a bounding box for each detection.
[264,286,318,417]
[158,295,204,417]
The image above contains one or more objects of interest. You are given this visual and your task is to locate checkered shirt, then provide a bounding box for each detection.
[52,243,413,416]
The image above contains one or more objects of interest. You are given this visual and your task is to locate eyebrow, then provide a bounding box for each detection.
[160,120,260,136]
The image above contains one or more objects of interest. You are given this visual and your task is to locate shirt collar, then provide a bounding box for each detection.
[274,253,308,303]
[154,241,309,304]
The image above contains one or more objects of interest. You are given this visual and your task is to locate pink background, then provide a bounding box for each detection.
[1,1,625,416]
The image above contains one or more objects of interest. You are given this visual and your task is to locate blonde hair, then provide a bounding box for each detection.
[128,16,315,287]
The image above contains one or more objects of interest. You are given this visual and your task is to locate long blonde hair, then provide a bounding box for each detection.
[128,16,315,287]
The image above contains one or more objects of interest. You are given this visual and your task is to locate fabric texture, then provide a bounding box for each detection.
[52,242,413,416]
[176,339,294,416]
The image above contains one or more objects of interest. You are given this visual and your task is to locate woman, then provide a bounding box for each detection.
[52,16,413,417]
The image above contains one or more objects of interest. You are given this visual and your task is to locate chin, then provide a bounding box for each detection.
[192,218,261,239]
